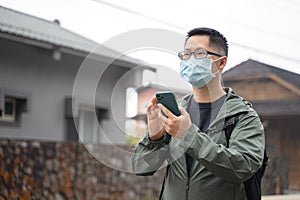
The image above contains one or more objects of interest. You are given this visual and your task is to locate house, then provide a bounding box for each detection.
[0,6,155,144]
[223,59,300,193]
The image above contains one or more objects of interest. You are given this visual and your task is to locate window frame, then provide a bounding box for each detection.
[0,88,29,127]
[0,97,16,122]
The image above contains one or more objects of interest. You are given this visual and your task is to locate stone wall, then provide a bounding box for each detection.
[0,139,288,199]
[0,140,164,200]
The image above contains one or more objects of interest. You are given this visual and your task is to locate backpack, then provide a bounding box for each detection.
[223,115,269,200]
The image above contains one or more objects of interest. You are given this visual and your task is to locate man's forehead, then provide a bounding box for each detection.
[185,35,210,49]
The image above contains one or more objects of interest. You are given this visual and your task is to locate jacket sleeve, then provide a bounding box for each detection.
[131,133,170,176]
[179,111,265,183]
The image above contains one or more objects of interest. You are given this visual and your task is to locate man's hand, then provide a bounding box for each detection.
[157,103,192,138]
[147,96,166,141]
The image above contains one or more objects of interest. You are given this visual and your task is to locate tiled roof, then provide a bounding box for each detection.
[223,59,300,89]
[0,6,146,65]
[0,6,98,52]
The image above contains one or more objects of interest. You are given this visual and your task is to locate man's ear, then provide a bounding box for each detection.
[218,56,227,72]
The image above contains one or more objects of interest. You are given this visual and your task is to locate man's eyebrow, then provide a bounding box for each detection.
[184,47,206,51]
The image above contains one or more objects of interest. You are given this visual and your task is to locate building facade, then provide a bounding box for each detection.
[0,6,154,144]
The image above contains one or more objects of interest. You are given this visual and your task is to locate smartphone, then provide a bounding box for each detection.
[155,91,181,116]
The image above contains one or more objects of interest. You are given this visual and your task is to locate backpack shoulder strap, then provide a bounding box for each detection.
[224,114,270,166]
[223,113,270,200]
[224,114,241,148]
[204,113,243,147]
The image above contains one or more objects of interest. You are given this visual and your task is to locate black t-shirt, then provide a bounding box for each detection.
[185,95,226,176]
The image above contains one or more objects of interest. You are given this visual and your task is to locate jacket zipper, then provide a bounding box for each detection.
[185,176,190,200]
[185,157,194,200]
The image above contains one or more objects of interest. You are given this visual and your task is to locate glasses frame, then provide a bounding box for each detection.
[178,48,222,60]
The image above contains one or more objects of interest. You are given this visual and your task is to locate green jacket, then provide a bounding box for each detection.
[131,88,265,200]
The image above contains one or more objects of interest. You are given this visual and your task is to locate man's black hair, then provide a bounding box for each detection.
[186,27,228,56]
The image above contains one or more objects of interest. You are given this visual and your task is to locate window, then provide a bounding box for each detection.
[0,98,16,122]
[64,97,108,142]
[78,106,101,144]
[126,87,137,118]
[0,88,29,127]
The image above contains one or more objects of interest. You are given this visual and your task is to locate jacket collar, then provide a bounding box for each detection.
[178,87,252,124]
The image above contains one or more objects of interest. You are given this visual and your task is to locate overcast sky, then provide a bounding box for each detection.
[1,0,300,80]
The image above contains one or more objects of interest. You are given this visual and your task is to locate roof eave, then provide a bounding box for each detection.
[0,32,156,71]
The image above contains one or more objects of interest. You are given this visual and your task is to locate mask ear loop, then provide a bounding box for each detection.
[212,56,225,63]
[212,69,219,77]
[211,56,225,77]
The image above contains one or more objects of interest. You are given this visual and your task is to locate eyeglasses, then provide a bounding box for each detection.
[178,48,222,60]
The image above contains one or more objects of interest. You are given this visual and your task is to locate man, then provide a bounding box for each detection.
[131,27,265,200]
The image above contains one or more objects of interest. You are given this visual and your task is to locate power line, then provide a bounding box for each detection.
[90,0,300,63]
[276,0,300,8]
[92,0,300,43]
[262,0,300,15]
[91,0,185,30]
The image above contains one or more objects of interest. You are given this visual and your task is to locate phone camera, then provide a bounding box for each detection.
[157,94,163,101]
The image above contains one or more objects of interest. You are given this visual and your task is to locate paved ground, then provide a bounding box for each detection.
[262,194,300,200]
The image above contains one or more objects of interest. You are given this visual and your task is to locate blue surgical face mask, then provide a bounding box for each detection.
[179,57,220,88]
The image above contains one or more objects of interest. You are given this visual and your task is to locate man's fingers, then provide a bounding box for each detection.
[147,96,159,114]
[146,103,152,113]
[157,104,175,119]
[150,95,158,104]
[158,107,166,120]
